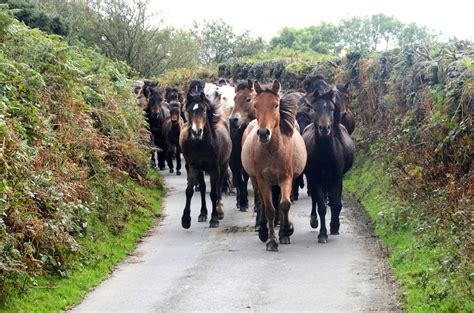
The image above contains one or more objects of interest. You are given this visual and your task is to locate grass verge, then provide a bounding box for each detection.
[3,179,163,313]
[344,151,473,312]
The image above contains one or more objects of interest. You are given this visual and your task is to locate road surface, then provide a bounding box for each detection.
[72,171,400,312]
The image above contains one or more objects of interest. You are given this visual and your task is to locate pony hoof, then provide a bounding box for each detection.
[287,224,294,236]
[318,235,328,244]
[198,214,207,222]
[217,202,224,220]
[159,166,165,171]
[209,219,219,228]
[266,240,278,251]
[169,168,174,173]
[279,236,290,244]
[239,205,248,212]
[310,216,318,229]
[330,222,340,235]
[258,227,268,242]
[176,170,181,176]
[181,215,191,229]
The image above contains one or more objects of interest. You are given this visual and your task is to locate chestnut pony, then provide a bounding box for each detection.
[180,80,232,229]
[242,80,307,251]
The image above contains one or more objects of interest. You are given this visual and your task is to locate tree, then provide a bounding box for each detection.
[193,19,267,65]
[3,0,69,35]
[397,22,439,47]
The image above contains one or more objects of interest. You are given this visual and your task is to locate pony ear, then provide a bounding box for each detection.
[254,81,263,94]
[247,79,254,90]
[271,80,281,94]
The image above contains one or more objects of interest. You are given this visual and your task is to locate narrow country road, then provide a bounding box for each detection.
[72,171,400,312]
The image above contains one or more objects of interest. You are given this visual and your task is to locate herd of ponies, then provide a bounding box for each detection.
[134,74,355,251]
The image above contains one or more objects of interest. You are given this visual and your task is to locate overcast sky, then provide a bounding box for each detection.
[150,0,473,40]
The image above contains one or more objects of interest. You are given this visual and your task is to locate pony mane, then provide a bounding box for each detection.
[279,94,298,136]
[189,79,205,95]
[236,80,252,92]
[302,74,330,94]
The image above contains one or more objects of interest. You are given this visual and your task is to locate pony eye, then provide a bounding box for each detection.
[246,97,251,102]
[274,104,279,109]
[223,97,227,100]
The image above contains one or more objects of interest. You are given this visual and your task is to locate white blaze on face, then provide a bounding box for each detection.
[193,103,199,111]
[192,122,198,133]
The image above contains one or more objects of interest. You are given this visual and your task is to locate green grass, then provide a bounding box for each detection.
[3,181,163,313]
[344,152,473,312]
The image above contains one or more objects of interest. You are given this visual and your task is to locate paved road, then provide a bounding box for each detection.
[73,170,400,312]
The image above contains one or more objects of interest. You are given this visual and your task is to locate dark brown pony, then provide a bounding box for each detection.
[228,80,256,212]
[336,83,355,135]
[242,80,307,251]
[165,85,186,122]
[144,84,170,170]
[180,80,232,228]
[163,101,183,175]
[303,88,355,243]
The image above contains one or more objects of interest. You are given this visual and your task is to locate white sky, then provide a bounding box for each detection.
[150,0,473,41]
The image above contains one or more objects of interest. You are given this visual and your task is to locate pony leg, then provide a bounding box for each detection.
[182,168,198,229]
[258,180,278,251]
[216,165,227,220]
[242,171,249,211]
[272,186,281,227]
[176,146,182,176]
[157,145,166,170]
[197,171,207,222]
[329,179,343,235]
[291,175,301,201]
[315,183,328,243]
[166,145,174,173]
[237,167,248,212]
[252,177,268,242]
[209,169,220,228]
[308,177,318,229]
[278,178,294,245]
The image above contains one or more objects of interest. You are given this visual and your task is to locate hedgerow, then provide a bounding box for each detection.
[219,43,473,311]
[0,6,159,302]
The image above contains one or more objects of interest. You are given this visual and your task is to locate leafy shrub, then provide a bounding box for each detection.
[0,7,157,302]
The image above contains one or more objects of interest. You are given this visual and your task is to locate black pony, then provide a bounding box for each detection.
[179,80,232,228]
[303,88,355,243]
[144,84,170,170]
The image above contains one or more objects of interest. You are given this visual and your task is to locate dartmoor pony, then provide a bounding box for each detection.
[165,85,186,122]
[229,80,256,212]
[242,80,307,251]
[336,83,355,135]
[303,88,355,243]
[163,101,183,175]
[180,80,232,229]
[204,82,236,119]
[144,84,170,170]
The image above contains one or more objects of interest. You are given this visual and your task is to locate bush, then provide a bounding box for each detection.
[0,7,157,302]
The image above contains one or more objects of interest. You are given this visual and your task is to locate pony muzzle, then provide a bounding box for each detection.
[318,124,331,136]
[256,128,271,143]
[230,116,242,129]
[191,123,204,139]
